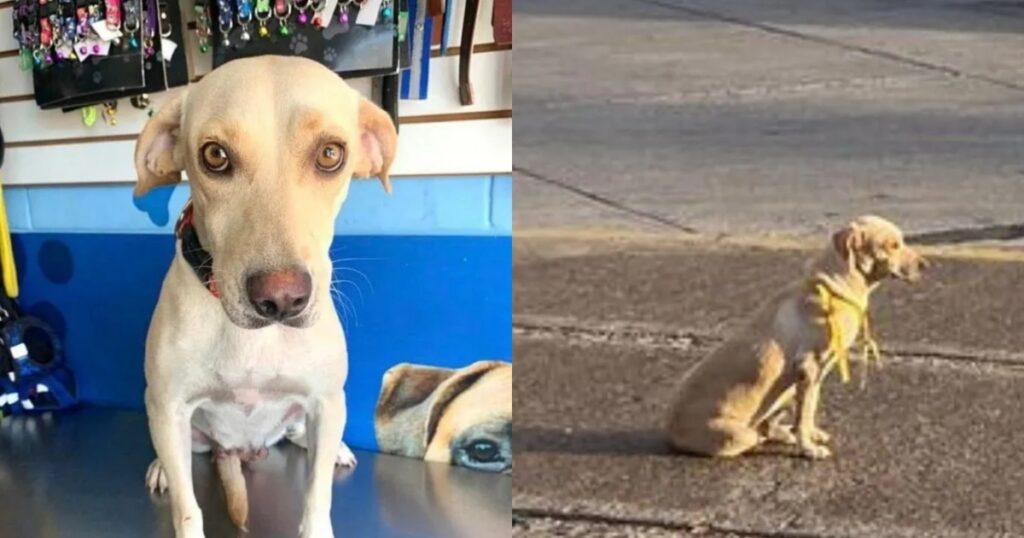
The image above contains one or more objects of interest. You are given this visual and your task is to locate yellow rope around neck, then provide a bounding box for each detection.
[815,283,881,384]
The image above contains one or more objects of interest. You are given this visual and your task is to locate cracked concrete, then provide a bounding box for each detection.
[513,314,1024,370]
[514,512,762,537]
[514,513,750,537]
[514,236,1024,363]
[513,237,1024,537]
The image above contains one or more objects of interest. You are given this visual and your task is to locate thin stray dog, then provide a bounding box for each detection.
[665,216,927,459]
[133,56,397,538]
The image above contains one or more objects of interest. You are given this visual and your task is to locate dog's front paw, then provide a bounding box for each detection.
[146,458,169,494]
[764,423,798,445]
[299,514,334,538]
[336,442,357,468]
[175,513,206,538]
[811,427,832,444]
[799,442,833,460]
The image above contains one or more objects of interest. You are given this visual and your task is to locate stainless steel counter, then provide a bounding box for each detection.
[0,407,511,537]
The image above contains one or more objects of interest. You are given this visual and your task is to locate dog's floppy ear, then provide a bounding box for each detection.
[134,91,188,198]
[375,363,457,458]
[832,222,864,262]
[422,361,506,449]
[374,360,506,458]
[375,363,455,425]
[354,97,398,194]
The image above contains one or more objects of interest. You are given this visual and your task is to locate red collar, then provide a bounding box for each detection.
[175,199,220,298]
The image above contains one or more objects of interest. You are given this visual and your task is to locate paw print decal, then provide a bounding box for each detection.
[290,32,309,54]
[323,46,338,63]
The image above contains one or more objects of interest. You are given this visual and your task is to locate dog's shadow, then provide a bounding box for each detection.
[516,427,806,460]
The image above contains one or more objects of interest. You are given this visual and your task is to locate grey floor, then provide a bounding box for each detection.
[0,407,511,538]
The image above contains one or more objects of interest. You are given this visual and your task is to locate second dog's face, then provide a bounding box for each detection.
[374,361,513,474]
[134,57,397,329]
[423,365,513,473]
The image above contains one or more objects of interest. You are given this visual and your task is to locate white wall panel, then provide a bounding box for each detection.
[400,49,511,116]
[0,8,16,52]
[0,88,185,142]
[1,117,510,184]
[0,57,32,98]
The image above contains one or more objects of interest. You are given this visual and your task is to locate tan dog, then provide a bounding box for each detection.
[133,56,397,538]
[375,361,512,473]
[665,216,927,459]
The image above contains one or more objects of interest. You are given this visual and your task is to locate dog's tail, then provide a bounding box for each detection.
[216,453,249,531]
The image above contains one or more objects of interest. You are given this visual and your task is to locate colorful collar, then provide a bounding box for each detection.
[174,199,220,298]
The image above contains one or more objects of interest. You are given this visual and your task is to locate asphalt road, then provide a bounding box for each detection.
[514,0,1024,240]
[513,237,1024,537]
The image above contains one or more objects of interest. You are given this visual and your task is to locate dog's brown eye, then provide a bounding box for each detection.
[200,142,231,173]
[467,440,500,463]
[316,143,346,172]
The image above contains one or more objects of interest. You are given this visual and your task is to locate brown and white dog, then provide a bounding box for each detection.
[134,56,397,538]
[375,360,512,473]
[665,216,927,459]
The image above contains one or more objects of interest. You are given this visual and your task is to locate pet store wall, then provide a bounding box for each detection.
[0,0,511,453]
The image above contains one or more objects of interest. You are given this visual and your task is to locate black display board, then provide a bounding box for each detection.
[31,0,190,110]
[211,0,404,79]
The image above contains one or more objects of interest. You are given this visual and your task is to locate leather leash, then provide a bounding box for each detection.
[459,0,480,105]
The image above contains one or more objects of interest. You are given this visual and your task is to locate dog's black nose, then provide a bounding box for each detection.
[246,269,312,321]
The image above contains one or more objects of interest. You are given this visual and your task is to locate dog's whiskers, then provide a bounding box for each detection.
[329,283,360,328]
[330,279,366,305]
[331,266,376,295]
[329,257,385,263]
[338,291,359,327]
[324,253,382,328]
[330,285,351,326]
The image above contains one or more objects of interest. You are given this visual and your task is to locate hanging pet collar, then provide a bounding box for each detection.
[400,0,431,100]
[194,0,214,52]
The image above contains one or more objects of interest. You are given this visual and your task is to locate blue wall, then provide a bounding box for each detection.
[5,176,511,451]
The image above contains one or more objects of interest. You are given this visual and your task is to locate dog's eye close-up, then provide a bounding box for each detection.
[200,142,231,173]
[316,143,346,172]
[466,440,500,463]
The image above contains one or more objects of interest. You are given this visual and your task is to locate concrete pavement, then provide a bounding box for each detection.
[514,516,742,537]
[514,0,1024,239]
[513,236,1024,537]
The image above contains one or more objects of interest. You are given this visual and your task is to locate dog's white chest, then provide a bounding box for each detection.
[231,387,264,407]
[192,387,305,451]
